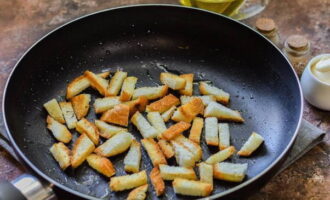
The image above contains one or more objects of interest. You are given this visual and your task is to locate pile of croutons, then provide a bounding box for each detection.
[44,70,264,198]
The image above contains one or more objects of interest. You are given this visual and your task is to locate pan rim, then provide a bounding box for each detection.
[2,4,303,200]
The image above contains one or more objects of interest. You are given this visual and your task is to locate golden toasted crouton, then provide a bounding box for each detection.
[66,72,109,99]
[205,117,218,146]
[199,162,213,187]
[150,167,165,196]
[237,132,264,156]
[213,162,248,182]
[199,82,230,104]
[141,138,167,167]
[71,94,91,120]
[50,142,71,170]
[158,139,174,159]
[161,106,176,122]
[173,135,202,162]
[124,140,141,173]
[71,134,95,168]
[46,116,72,143]
[171,141,196,167]
[59,102,77,129]
[132,85,168,100]
[127,184,148,200]
[205,146,236,164]
[94,97,121,114]
[123,96,146,116]
[146,94,180,113]
[171,98,204,123]
[219,123,230,150]
[131,112,159,138]
[95,120,127,139]
[136,96,149,112]
[76,118,99,145]
[147,112,166,137]
[94,132,132,157]
[179,73,194,96]
[110,170,147,191]
[180,95,216,106]
[189,117,204,144]
[119,76,137,101]
[84,70,109,96]
[204,102,244,122]
[159,164,197,180]
[172,178,212,197]
[86,154,115,177]
[161,121,191,140]
[100,104,129,127]
[160,72,186,90]
[107,71,127,96]
[44,99,65,123]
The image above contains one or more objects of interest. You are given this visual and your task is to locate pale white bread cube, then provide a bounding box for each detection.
[127,184,148,200]
[158,139,174,159]
[124,140,141,173]
[110,170,147,191]
[204,102,244,122]
[205,117,219,146]
[50,142,71,170]
[198,162,213,187]
[159,164,197,180]
[205,146,236,164]
[213,162,248,182]
[44,99,65,123]
[189,117,204,144]
[94,131,133,157]
[179,73,194,96]
[66,72,109,99]
[71,134,95,168]
[219,123,230,150]
[59,102,77,129]
[180,95,216,106]
[147,112,167,136]
[46,116,72,143]
[95,120,127,139]
[161,106,176,122]
[119,76,138,101]
[94,97,121,113]
[173,135,202,162]
[238,132,264,156]
[84,70,109,96]
[141,138,167,167]
[71,94,91,120]
[107,71,127,96]
[131,111,159,139]
[199,82,230,104]
[146,94,180,113]
[86,154,115,177]
[171,141,196,167]
[76,118,99,145]
[150,167,165,196]
[132,85,168,100]
[160,72,186,90]
[172,178,213,197]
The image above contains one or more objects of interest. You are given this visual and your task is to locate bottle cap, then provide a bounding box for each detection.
[256,18,276,33]
[286,35,309,51]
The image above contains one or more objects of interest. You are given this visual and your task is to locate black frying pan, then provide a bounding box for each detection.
[0,4,303,200]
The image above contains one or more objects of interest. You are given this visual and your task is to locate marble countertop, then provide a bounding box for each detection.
[0,0,329,199]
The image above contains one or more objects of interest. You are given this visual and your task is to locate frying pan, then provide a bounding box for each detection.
[0,4,302,200]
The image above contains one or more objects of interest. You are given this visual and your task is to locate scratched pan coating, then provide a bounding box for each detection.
[3,5,302,200]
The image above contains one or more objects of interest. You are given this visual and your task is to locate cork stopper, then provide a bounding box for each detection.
[286,35,309,51]
[256,18,276,33]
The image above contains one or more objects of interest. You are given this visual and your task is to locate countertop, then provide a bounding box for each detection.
[0,0,329,199]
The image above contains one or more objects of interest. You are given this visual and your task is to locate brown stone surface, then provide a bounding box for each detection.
[0,0,329,199]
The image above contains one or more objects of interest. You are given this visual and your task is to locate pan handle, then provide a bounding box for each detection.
[0,174,56,200]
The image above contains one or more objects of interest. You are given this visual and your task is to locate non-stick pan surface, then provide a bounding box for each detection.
[3,5,302,200]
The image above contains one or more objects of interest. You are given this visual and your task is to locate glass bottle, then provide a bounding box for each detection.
[255,18,281,47]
